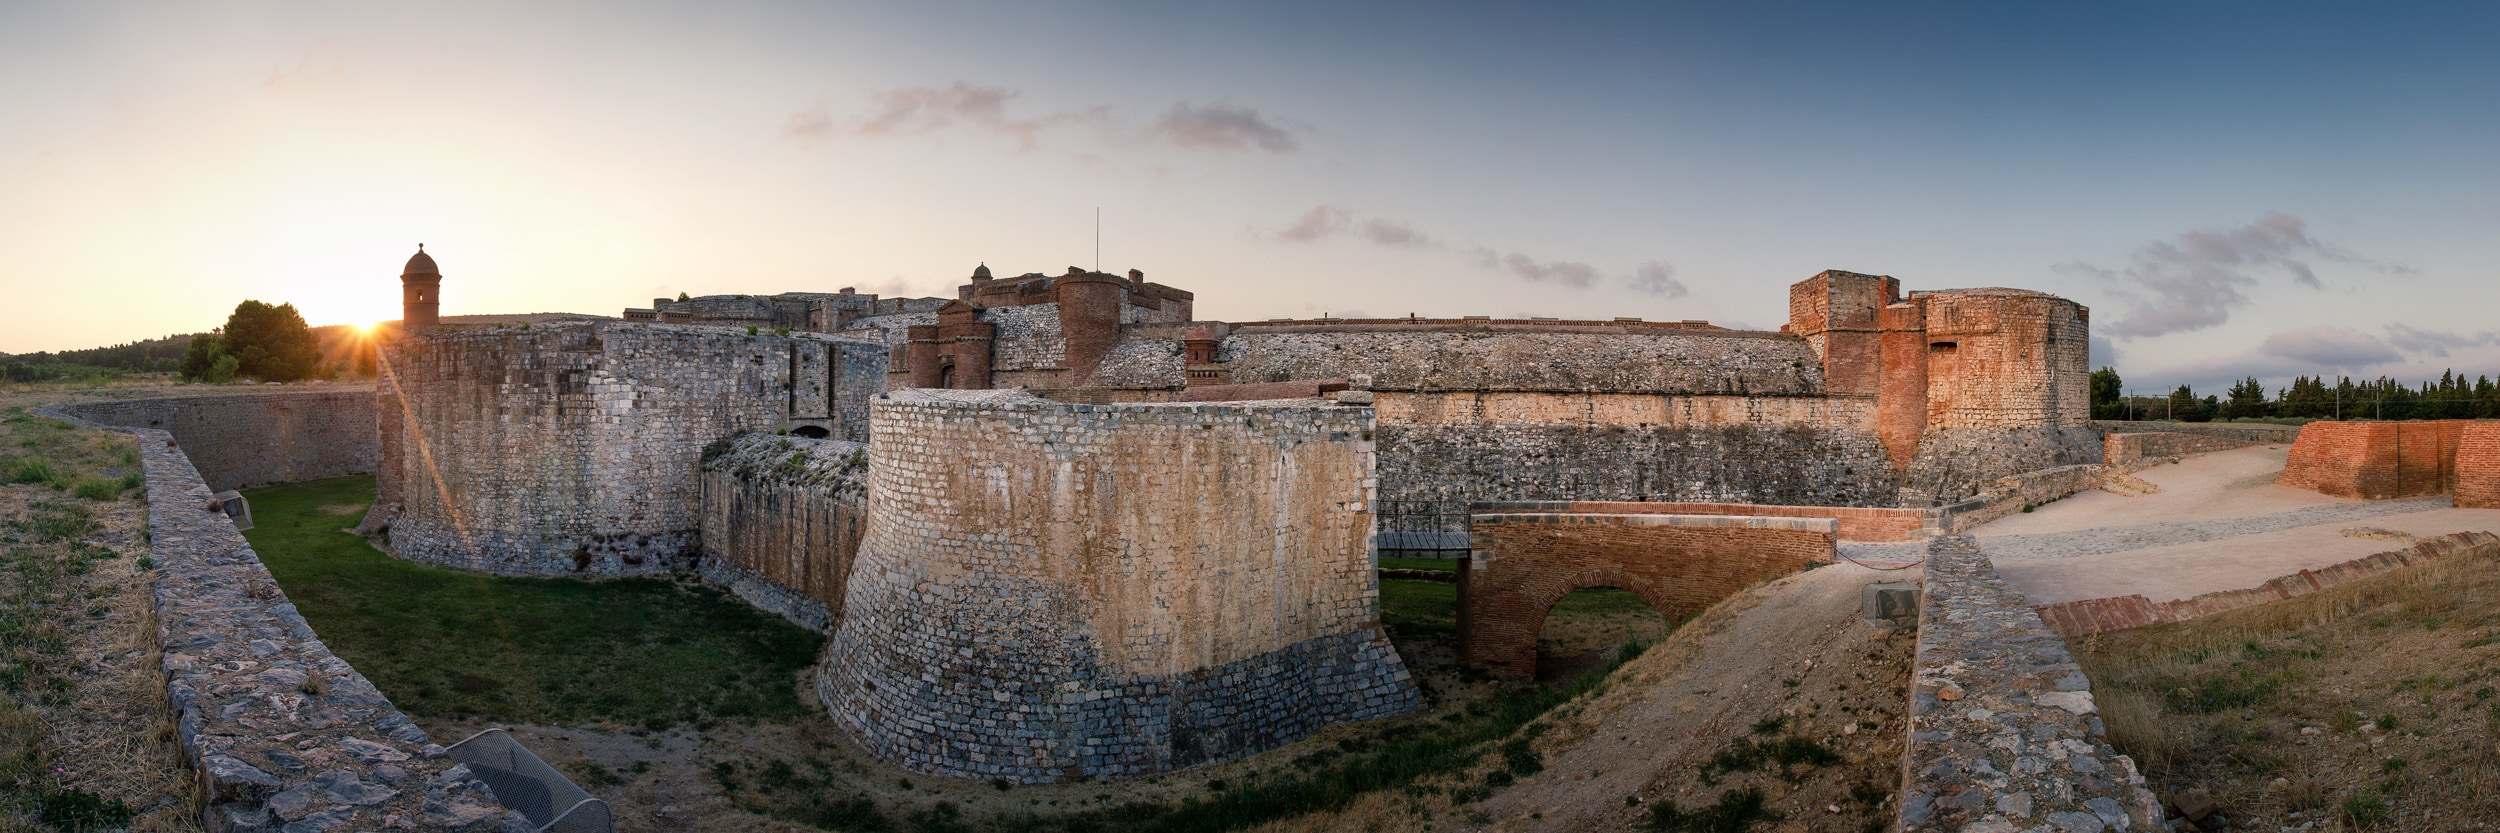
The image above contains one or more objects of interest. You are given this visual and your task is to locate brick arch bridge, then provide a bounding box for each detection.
[1456,512,1838,679]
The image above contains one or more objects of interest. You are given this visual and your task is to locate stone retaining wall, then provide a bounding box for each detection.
[2102,431,2262,469]
[820,389,1417,783]
[1900,535,2161,832]
[1934,464,2114,533]
[33,405,526,833]
[697,433,870,634]
[2032,532,2500,638]
[49,390,378,492]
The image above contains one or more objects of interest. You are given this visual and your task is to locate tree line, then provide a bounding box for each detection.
[2,300,361,385]
[2091,367,2500,422]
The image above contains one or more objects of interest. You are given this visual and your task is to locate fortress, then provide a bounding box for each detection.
[345,250,2101,782]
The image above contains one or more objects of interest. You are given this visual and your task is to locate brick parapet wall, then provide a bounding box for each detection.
[2278,420,2471,499]
[698,433,869,634]
[820,390,1417,783]
[2459,424,2500,509]
[2103,431,2261,469]
[50,390,379,493]
[32,407,527,833]
[2033,532,2500,638]
[1900,535,2161,832]
[1920,291,2091,430]
[1459,513,1834,678]
[1472,500,1933,542]
[373,322,885,576]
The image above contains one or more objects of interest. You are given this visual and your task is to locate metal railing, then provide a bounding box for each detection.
[444,728,614,833]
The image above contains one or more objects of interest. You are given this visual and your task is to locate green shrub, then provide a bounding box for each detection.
[6,456,57,485]
[72,477,120,501]
[1646,787,1778,832]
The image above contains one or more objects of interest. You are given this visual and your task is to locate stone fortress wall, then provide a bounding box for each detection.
[819,389,1418,783]
[699,433,870,634]
[51,390,380,492]
[371,321,887,576]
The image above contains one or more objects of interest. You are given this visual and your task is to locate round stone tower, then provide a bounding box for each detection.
[401,245,441,332]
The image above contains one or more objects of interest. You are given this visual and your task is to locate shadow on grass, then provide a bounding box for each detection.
[242,475,823,730]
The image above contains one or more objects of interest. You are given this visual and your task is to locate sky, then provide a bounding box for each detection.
[5,1,2498,393]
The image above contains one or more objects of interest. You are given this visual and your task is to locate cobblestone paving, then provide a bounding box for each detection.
[1974,496,2452,561]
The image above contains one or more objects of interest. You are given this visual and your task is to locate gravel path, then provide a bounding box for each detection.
[1975,496,2452,561]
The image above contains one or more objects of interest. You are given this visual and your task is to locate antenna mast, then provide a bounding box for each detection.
[1094,207,1100,273]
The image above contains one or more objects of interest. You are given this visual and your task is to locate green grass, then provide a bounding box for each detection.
[1377,557,1458,572]
[1378,579,1456,639]
[241,476,824,729]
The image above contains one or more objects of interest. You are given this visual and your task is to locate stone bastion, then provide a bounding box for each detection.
[372,321,885,575]
[819,389,1419,783]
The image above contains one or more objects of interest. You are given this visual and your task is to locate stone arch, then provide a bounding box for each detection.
[1459,512,1835,679]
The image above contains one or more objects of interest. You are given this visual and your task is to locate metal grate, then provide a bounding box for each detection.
[445,728,614,833]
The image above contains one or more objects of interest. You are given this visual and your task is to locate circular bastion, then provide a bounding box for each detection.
[819,388,1419,783]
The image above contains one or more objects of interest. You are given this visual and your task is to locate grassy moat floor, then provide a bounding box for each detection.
[242,476,1681,833]
[2075,543,2500,832]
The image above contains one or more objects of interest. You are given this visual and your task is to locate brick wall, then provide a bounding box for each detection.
[1919,290,2090,430]
[2278,420,2470,499]
[53,390,379,492]
[698,434,868,634]
[373,322,886,576]
[1459,513,1833,678]
[2459,423,2500,509]
[819,390,1417,783]
[1472,500,1933,542]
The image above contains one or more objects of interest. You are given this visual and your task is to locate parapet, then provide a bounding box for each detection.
[819,389,1417,782]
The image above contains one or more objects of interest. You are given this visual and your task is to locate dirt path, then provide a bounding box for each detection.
[1261,563,1916,833]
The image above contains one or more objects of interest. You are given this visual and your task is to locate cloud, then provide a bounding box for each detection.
[2382,323,2498,358]
[2258,326,2403,366]
[2063,213,2405,339]
[1149,103,1299,153]
[1471,249,1600,289]
[1265,205,1679,295]
[1274,205,1434,247]
[2125,325,2416,392]
[2089,334,2119,370]
[792,83,1294,154]
[1629,261,1689,298]
[783,105,834,144]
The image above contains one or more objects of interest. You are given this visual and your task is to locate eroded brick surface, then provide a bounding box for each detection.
[2279,420,2468,499]
[2459,423,2500,509]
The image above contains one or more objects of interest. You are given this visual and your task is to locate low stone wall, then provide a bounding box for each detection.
[1472,499,1934,542]
[2088,420,2299,443]
[1460,512,1834,678]
[2278,419,2470,499]
[2102,431,2260,469]
[2033,531,2500,638]
[49,390,378,492]
[822,389,1418,783]
[1900,535,2161,832]
[33,406,524,832]
[1935,464,2114,533]
[2457,423,2500,509]
[698,433,869,634]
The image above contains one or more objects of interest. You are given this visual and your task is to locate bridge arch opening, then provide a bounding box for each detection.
[1530,582,1673,682]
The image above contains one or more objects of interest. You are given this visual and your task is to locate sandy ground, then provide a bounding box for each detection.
[1259,563,1916,833]
[1978,445,2500,605]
